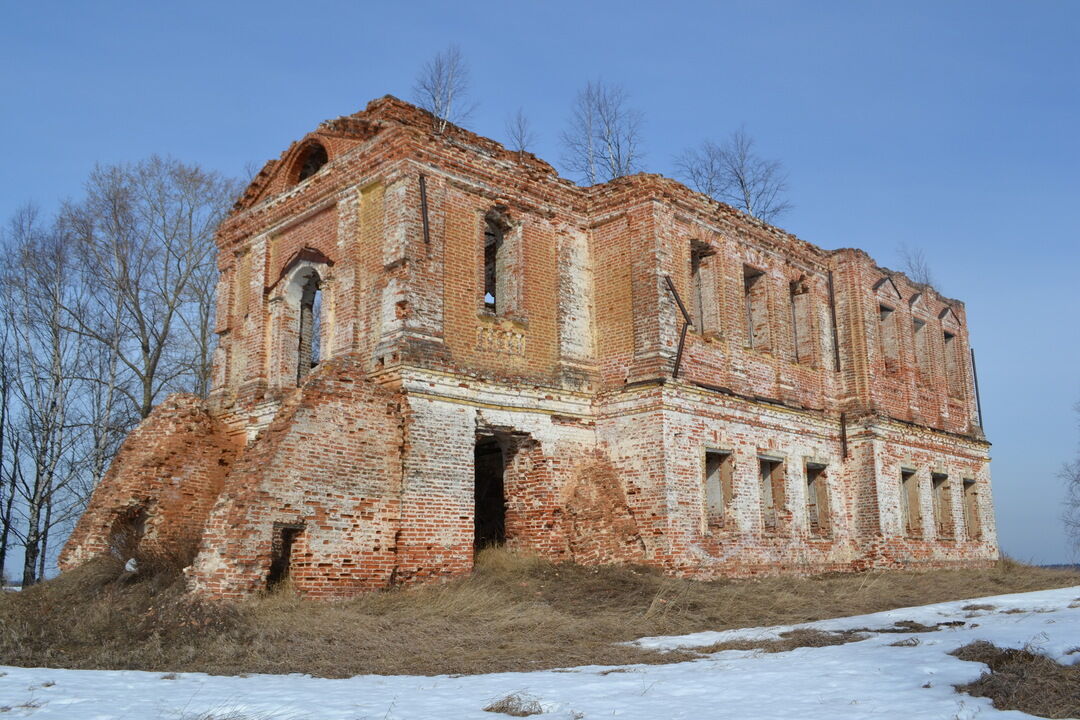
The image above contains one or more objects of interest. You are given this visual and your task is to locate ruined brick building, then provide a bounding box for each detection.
[60,96,999,598]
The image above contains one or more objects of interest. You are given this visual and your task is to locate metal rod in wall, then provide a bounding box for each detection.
[840,411,849,459]
[418,173,431,245]
[970,347,985,428]
[827,270,842,372]
[663,275,693,379]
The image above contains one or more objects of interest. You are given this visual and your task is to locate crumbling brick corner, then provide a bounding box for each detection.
[59,394,240,571]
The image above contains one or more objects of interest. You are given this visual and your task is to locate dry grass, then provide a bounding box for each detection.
[698,628,869,654]
[483,692,545,716]
[0,550,1077,677]
[952,641,1080,718]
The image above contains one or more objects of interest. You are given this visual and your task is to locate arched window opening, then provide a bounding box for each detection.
[297,272,322,385]
[483,211,510,313]
[297,143,328,183]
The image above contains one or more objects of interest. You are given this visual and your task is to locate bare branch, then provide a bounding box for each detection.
[560,80,644,185]
[898,242,937,289]
[412,44,475,134]
[1063,401,1080,559]
[504,107,536,156]
[675,126,792,222]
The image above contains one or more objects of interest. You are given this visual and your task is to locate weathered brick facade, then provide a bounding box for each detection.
[61,96,998,598]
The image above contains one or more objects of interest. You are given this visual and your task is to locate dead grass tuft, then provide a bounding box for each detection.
[962,603,997,611]
[700,628,868,654]
[889,637,921,647]
[951,641,1080,718]
[483,692,545,716]
[1,547,1077,677]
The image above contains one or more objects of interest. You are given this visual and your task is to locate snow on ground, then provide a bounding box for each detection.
[1,586,1078,719]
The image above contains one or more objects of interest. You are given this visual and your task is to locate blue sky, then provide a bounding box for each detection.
[2,1,1078,564]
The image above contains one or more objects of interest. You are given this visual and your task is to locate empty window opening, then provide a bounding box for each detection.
[744,266,770,350]
[913,319,931,383]
[704,450,734,526]
[474,436,506,551]
[108,506,148,560]
[296,272,322,385]
[690,241,718,334]
[931,473,953,539]
[267,525,302,589]
[943,331,962,397]
[790,277,814,364]
[878,305,900,374]
[483,211,511,313]
[900,469,922,537]
[962,479,981,540]
[805,463,831,537]
[759,458,784,533]
[297,144,328,182]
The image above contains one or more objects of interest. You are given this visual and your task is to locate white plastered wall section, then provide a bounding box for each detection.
[651,384,862,571]
[398,368,596,559]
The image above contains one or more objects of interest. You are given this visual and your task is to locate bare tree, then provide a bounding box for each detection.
[1064,401,1080,558]
[61,156,236,419]
[561,80,644,185]
[413,44,474,134]
[1,206,91,585]
[675,127,792,222]
[898,242,937,288]
[504,107,536,156]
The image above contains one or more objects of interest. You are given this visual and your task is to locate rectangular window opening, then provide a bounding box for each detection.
[878,304,900,374]
[913,319,931,383]
[790,281,814,365]
[900,469,922,538]
[759,458,784,533]
[483,222,502,312]
[704,450,734,527]
[805,463,830,537]
[744,266,769,351]
[962,479,981,540]
[931,473,953,539]
[690,241,718,335]
[943,331,962,398]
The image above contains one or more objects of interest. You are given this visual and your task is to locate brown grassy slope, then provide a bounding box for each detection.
[0,550,1077,678]
[952,641,1080,719]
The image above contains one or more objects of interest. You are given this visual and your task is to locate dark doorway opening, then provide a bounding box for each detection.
[474,436,506,550]
[267,524,302,589]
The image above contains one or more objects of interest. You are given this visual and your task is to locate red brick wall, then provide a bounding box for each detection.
[189,354,403,599]
[60,395,240,570]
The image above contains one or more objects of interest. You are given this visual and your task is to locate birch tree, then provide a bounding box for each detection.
[1064,401,1080,557]
[561,80,644,184]
[413,44,474,134]
[505,107,536,156]
[61,156,236,419]
[1,206,90,585]
[676,127,792,222]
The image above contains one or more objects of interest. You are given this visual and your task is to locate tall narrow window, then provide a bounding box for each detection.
[943,331,962,397]
[744,266,769,350]
[759,458,784,532]
[297,272,322,385]
[790,277,814,364]
[483,218,503,312]
[900,469,922,537]
[805,464,830,536]
[931,473,953,539]
[878,305,900,373]
[962,479,981,540]
[913,319,931,383]
[689,241,718,335]
[704,450,734,526]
